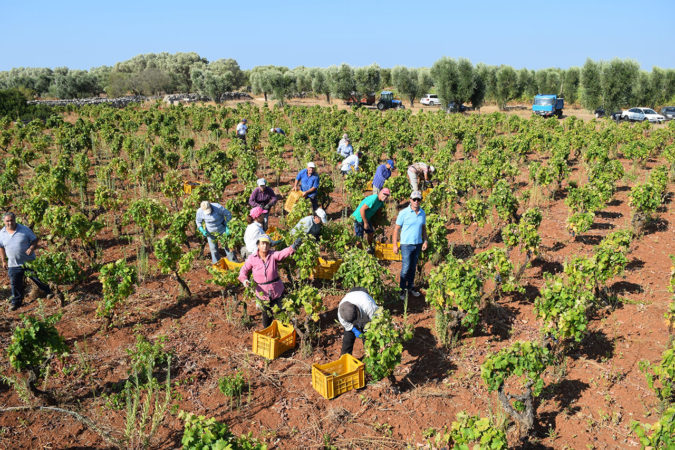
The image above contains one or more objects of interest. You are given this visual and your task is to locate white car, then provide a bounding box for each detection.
[420,94,441,106]
[621,107,666,123]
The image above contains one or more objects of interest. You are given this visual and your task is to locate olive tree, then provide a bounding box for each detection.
[495,65,518,110]
[329,63,355,100]
[601,58,639,114]
[580,58,603,111]
[354,64,381,96]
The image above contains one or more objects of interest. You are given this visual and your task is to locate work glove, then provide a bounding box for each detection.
[243,280,250,288]
[291,237,303,250]
[198,226,208,237]
[263,202,272,210]
[352,327,362,338]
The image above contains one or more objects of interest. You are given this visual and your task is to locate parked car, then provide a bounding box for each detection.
[621,107,666,123]
[594,108,622,120]
[446,102,468,113]
[420,94,441,106]
[660,106,675,120]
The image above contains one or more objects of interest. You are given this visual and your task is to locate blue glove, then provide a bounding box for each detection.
[352,327,362,338]
[291,238,303,250]
[198,226,208,237]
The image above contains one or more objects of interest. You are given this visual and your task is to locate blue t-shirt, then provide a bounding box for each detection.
[295,169,320,198]
[395,206,426,245]
[0,224,37,268]
[372,163,392,189]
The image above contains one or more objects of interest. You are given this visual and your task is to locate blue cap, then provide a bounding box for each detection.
[386,159,395,169]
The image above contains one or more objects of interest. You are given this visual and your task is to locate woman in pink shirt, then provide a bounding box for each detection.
[238,235,300,327]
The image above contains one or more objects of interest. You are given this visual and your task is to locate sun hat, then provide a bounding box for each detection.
[386,159,395,169]
[200,201,212,214]
[257,178,267,186]
[256,235,271,245]
[339,302,358,323]
[343,133,348,139]
[314,208,328,224]
[307,162,316,168]
[270,128,275,133]
[380,188,391,196]
[429,165,435,173]
[250,206,268,219]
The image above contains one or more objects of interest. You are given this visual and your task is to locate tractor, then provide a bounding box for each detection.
[376,91,405,110]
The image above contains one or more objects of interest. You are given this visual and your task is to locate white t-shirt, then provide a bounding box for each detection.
[337,290,379,331]
[236,122,248,136]
[244,222,265,253]
[340,154,359,173]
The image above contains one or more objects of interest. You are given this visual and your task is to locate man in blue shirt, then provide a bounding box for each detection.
[0,212,51,310]
[372,159,395,196]
[293,162,320,210]
[195,201,237,263]
[392,191,428,300]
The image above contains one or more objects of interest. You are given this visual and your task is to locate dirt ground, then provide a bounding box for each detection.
[0,102,672,449]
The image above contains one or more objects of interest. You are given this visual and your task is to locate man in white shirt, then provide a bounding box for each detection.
[337,288,379,355]
[339,151,361,175]
[236,118,248,144]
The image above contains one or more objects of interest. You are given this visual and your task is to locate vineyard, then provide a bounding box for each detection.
[0,100,673,449]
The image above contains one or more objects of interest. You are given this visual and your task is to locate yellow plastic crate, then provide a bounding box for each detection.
[284,191,303,213]
[183,181,202,194]
[312,354,365,399]
[374,243,402,261]
[312,258,343,280]
[422,187,432,200]
[213,258,244,272]
[252,320,297,360]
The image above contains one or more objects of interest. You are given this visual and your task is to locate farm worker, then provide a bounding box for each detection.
[195,201,237,263]
[392,191,428,301]
[339,151,361,175]
[0,212,51,311]
[269,127,286,135]
[337,134,353,158]
[407,162,435,192]
[292,208,328,239]
[248,178,279,231]
[239,235,302,327]
[337,288,379,356]
[372,159,395,196]
[236,118,247,144]
[242,206,282,259]
[350,188,390,246]
[293,162,320,210]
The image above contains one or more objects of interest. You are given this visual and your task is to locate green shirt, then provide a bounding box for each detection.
[351,194,383,223]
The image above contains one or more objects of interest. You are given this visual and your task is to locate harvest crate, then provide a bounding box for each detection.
[183,181,201,195]
[252,320,296,360]
[422,187,432,200]
[374,243,402,261]
[312,354,365,399]
[284,191,303,213]
[213,258,244,272]
[312,258,342,280]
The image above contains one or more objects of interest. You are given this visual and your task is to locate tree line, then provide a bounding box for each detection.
[1,52,673,112]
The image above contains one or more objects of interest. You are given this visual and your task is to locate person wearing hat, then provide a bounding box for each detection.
[236,118,248,144]
[407,162,435,192]
[238,234,302,327]
[337,135,354,158]
[337,287,379,356]
[269,127,286,135]
[350,189,390,246]
[248,178,279,231]
[292,208,328,239]
[293,162,320,210]
[242,206,281,259]
[392,191,428,300]
[339,151,361,175]
[195,201,237,263]
[372,159,395,196]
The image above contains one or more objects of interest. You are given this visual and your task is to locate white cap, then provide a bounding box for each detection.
[315,208,328,224]
[200,201,212,214]
[257,178,267,186]
[270,128,275,133]
[343,133,348,139]
[429,165,435,173]
[307,162,316,168]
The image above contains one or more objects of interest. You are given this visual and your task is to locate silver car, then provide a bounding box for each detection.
[621,107,666,123]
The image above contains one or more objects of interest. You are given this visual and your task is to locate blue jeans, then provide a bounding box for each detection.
[207,236,235,263]
[399,244,422,291]
[353,221,373,238]
[8,266,51,307]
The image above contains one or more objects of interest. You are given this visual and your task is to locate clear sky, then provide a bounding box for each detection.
[1,0,673,71]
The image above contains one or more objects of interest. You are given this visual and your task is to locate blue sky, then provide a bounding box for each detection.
[1,0,673,71]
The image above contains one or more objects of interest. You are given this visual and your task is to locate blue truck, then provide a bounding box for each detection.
[532,94,564,118]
